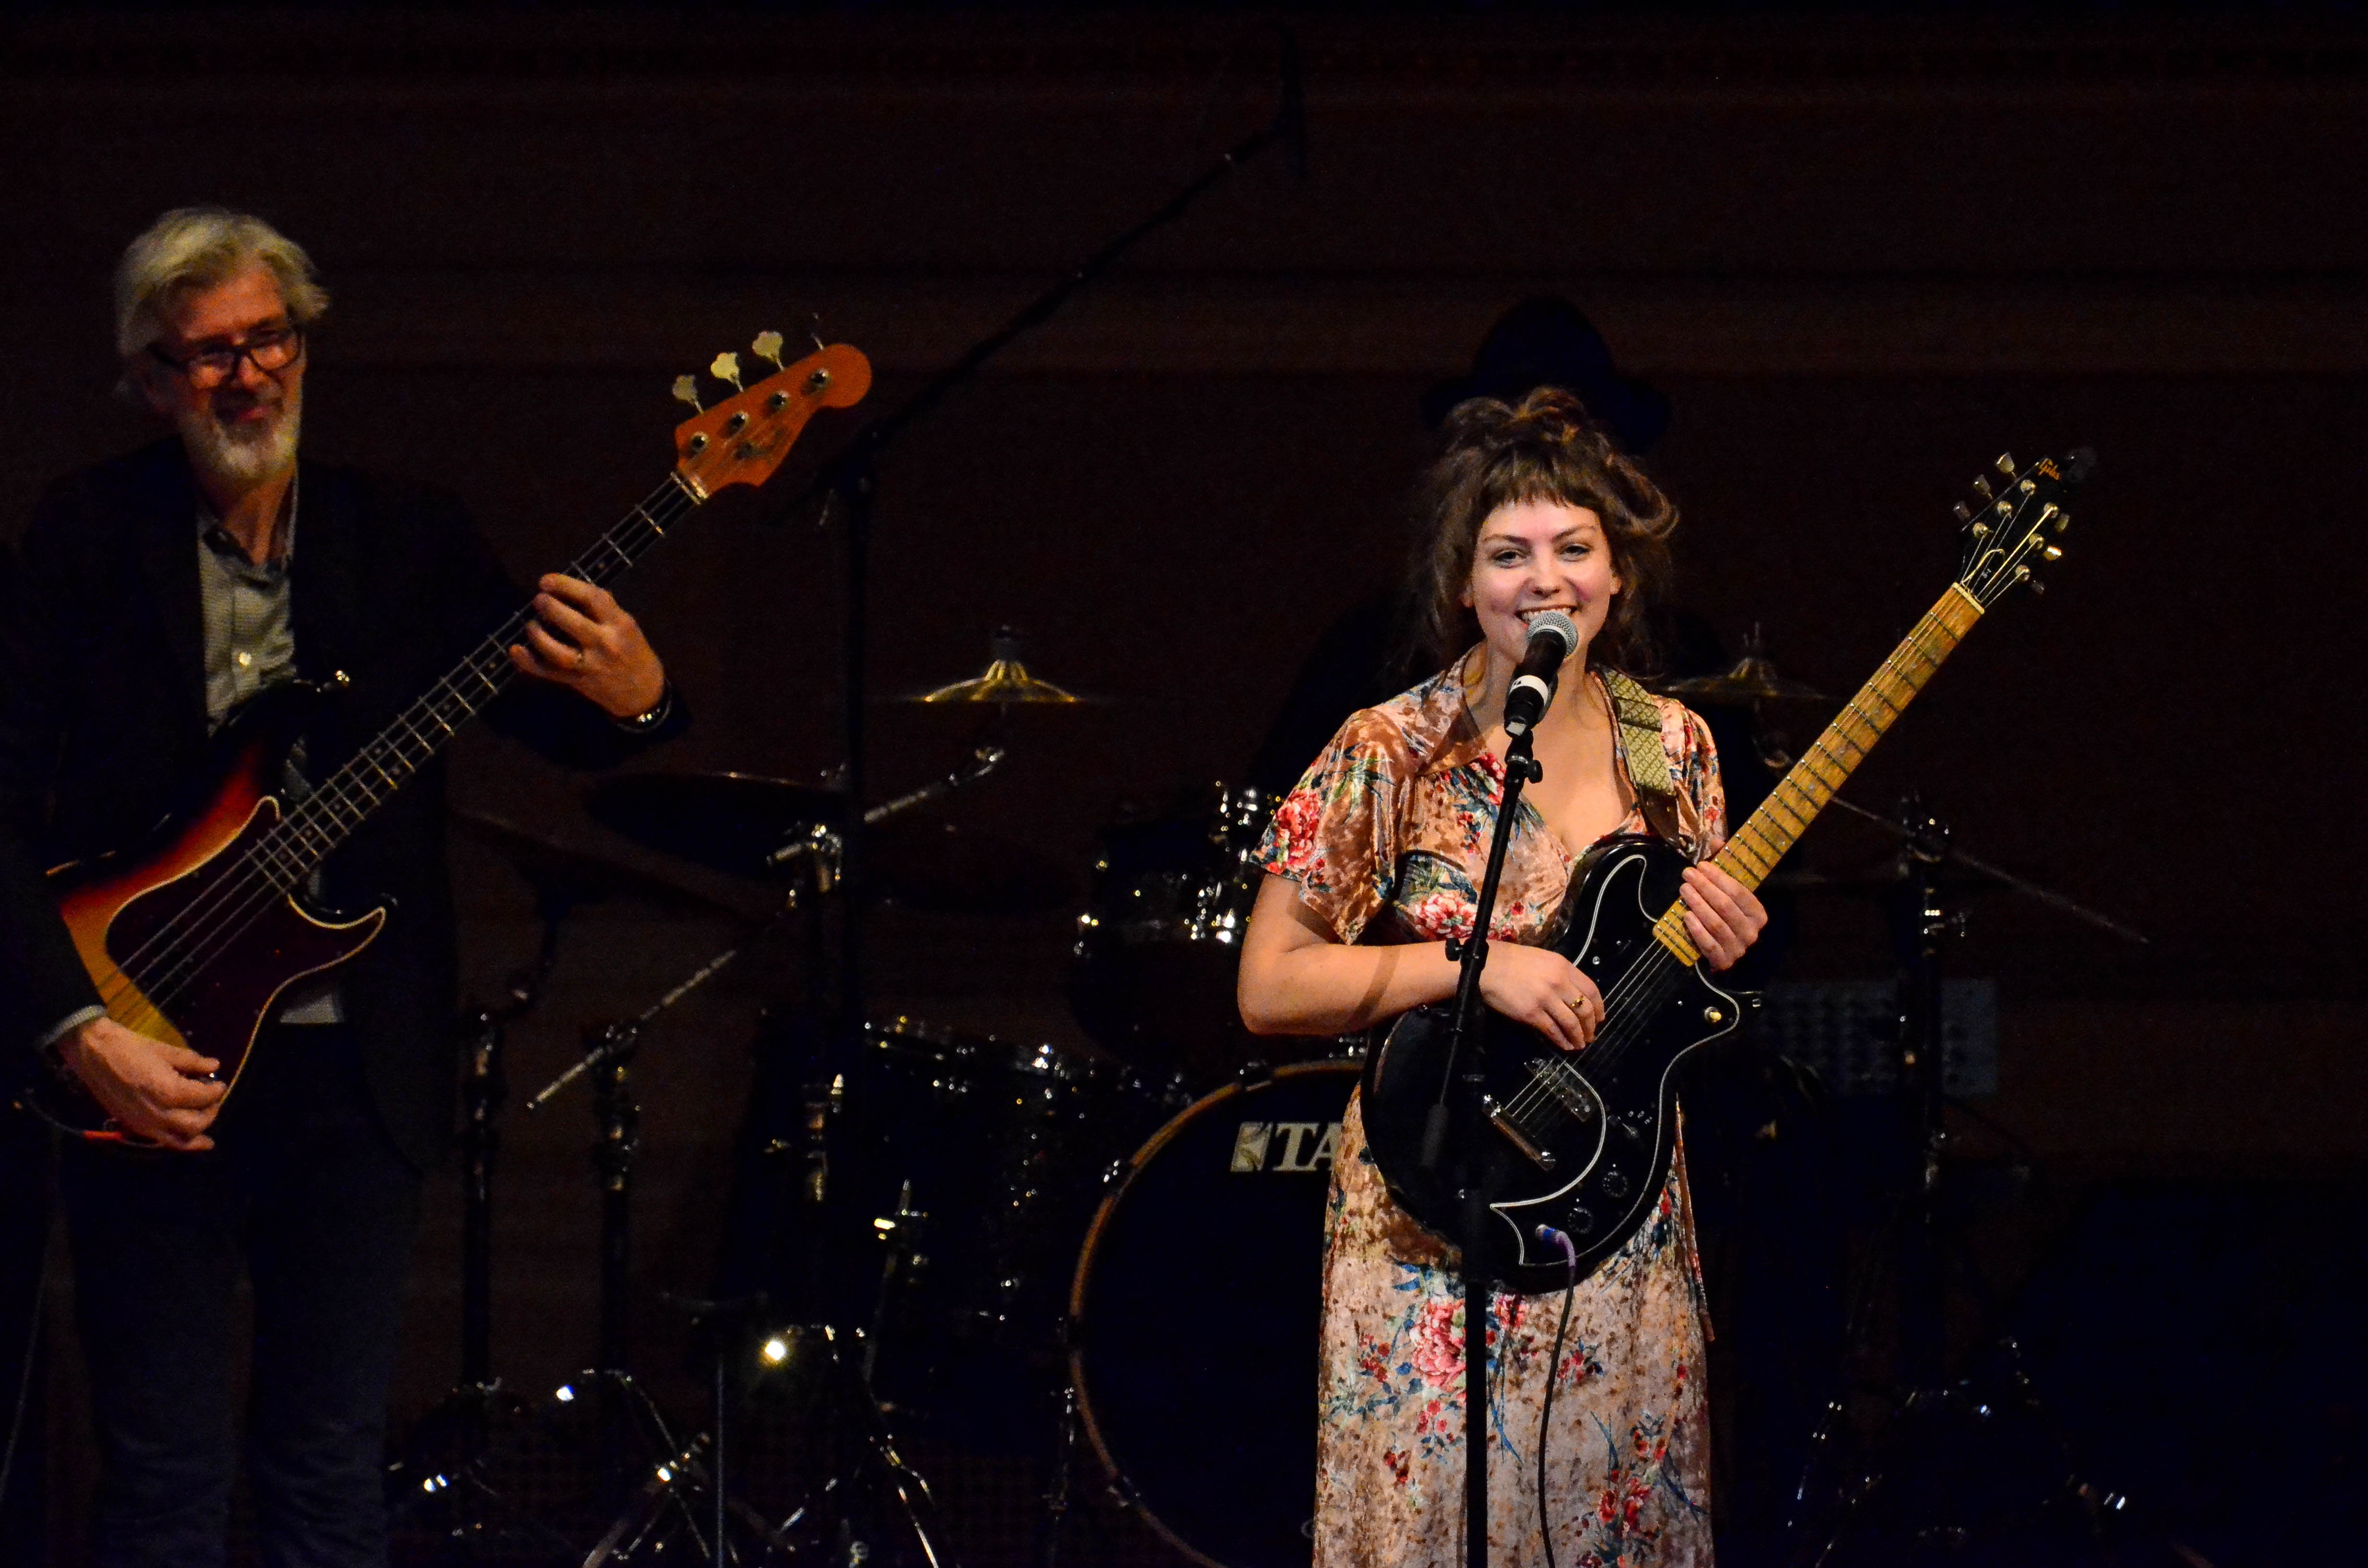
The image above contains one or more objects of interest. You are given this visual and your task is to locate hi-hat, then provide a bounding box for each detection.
[1653,626,1828,706]
[898,628,1105,706]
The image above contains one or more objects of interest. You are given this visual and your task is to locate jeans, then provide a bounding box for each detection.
[60,1023,422,1568]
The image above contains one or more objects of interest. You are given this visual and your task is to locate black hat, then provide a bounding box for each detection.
[1419,296,1670,453]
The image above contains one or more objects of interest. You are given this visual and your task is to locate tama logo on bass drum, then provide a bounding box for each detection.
[1229,1119,1340,1173]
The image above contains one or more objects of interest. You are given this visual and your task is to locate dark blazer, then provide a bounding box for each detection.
[0,439,683,1169]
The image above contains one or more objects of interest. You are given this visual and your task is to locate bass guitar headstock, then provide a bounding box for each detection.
[670,333,873,498]
[1952,446,2096,608]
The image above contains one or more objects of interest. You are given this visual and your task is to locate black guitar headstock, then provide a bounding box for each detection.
[1952,447,2096,608]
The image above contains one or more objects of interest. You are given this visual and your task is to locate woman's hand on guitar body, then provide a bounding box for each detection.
[1680,863,1768,971]
[508,573,668,720]
[1478,943,1604,1053]
[58,1017,227,1152]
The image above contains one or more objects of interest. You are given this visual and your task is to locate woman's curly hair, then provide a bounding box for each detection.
[1405,387,1679,674]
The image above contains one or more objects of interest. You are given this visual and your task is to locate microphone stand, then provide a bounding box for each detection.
[1427,719,1545,1568]
[774,27,1305,1095]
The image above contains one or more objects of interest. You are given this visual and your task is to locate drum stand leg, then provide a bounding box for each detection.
[1037,1380,1081,1568]
[820,1324,957,1568]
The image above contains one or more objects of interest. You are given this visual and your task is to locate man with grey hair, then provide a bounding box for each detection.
[0,208,684,1565]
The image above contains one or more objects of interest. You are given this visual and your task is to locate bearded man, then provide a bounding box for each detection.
[0,208,684,1566]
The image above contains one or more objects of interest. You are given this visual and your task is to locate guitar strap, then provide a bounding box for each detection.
[1600,668,1690,853]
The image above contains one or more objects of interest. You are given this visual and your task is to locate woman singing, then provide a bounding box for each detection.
[1238,389,1767,1566]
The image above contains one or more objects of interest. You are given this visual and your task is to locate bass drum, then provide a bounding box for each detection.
[1069,1059,1360,1568]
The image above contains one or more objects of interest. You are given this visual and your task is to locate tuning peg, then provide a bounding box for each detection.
[2043,544,2063,561]
[1995,453,2016,477]
[710,352,744,393]
[1971,476,1994,502]
[810,312,827,354]
[671,375,703,413]
[752,330,785,370]
[2053,511,2072,533]
[2028,578,2047,597]
[1951,501,1973,524]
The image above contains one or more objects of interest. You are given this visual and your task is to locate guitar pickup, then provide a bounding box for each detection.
[1482,1096,1557,1171]
[1526,1057,1598,1124]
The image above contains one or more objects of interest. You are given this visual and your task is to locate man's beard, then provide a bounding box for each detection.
[178,382,301,491]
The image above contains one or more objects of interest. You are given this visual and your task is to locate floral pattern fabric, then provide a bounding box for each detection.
[1257,653,1728,1568]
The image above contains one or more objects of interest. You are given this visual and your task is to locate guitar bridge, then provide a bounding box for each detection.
[1482,1096,1557,1171]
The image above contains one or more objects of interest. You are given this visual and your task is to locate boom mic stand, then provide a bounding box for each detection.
[770,24,1305,1085]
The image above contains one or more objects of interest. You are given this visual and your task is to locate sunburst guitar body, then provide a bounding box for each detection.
[24,337,871,1145]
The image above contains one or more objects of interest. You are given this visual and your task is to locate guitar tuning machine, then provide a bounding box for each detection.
[1995,452,2017,476]
[671,375,702,414]
[809,312,827,354]
[709,352,745,393]
[751,330,785,371]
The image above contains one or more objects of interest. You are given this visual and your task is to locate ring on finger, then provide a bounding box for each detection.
[574,646,588,671]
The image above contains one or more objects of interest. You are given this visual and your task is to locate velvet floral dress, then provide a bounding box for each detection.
[1257,653,1729,1568]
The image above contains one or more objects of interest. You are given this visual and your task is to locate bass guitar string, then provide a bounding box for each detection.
[117,491,684,1014]
[100,489,687,1014]
[97,482,695,1020]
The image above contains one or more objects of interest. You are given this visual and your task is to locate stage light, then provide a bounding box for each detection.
[761,1336,790,1365]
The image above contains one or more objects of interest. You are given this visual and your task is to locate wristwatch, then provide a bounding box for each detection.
[614,682,674,734]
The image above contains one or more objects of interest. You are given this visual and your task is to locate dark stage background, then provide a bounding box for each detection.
[0,6,2363,1565]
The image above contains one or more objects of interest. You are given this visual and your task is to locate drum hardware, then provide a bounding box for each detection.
[1650,623,1832,708]
[1072,782,1354,1088]
[1786,788,2149,946]
[388,814,627,1536]
[1785,794,2157,1564]
[587,742,1071,917]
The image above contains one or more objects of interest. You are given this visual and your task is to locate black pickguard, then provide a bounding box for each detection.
[1358,835,1739,1294]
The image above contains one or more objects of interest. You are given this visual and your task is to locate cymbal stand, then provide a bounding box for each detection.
[772,20,1302,1095]
[1787,796,2137,1564]
[385,879,580,1531]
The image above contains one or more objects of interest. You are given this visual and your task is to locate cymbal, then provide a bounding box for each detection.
[1654,650,1828,706]
[896,628,1106,706]
[585,771,847,880]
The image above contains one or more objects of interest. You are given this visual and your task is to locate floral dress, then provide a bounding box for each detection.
[1257,653,1729,1568]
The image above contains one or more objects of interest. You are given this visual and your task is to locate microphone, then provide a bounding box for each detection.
[1501,611,1578,738]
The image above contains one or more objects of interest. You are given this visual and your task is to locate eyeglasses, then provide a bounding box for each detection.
[146,323,305,390]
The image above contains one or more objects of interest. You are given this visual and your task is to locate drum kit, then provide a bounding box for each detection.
[394,620,2147,1567]
[393,631,1367,1568]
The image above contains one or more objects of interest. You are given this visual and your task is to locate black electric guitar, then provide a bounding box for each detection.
[1359,448,2094,1291]
[28,338,870,1144]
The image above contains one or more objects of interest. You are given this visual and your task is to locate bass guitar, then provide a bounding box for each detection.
[30,336,870,1144]
[1358,448,2094,1291]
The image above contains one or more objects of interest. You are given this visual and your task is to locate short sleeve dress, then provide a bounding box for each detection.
[1256,652,1729,1568]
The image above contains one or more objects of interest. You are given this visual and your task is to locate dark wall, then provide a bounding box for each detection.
[3,8,2363,1551]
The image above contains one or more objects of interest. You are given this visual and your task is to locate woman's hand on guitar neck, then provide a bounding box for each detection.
[1679,863,1768,971]
[59,1017,227,1152]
